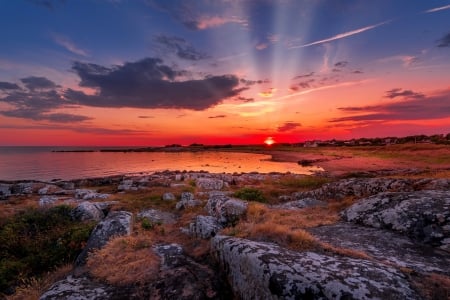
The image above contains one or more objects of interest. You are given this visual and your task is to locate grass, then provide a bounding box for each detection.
[233,187,266,203]
[0,205,95,294]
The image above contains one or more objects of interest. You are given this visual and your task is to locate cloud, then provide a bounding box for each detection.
[334,61,348,68]
[384,88,424,99]
[332,89,450,122]
[425,5,450,13]
[236,96,254,102]
[277,122,301,132]
[256,43,268,50]
[195,15,247,30]
[0,82,20,90]
[289,21,389,49]
[298,80,314,89]
[0,77,90,123]
[138,115,154,119]
[21,76,58,90]
[293,72,314,79]
[51,33,88,56]
[208,114,226,119]
[258,88,277,98]
[240,79,264,86]
[437,32,450,48]
[153,35,208,60]
[67,57,242,110]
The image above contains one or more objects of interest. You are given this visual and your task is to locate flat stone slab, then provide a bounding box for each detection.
[308,223,450,275]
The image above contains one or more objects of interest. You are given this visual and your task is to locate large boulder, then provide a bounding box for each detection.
[342,190,450,249]
[75,189,110,201]
[175,192,202,210]
[39,276,119,300]
[75,211,132,265]
[71,201,105,221]
[0,183,11,199]
[189,215,222,239]
[211,235,420,300]
[196,177,224,190]
[206,194,247,226]
[138,209,177,224]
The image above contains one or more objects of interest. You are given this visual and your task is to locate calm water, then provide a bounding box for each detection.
[0,147,321,181]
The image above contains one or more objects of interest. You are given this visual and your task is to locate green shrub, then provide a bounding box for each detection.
[233,188,266,203]
[141,218,154,230]
[0,205,95,294]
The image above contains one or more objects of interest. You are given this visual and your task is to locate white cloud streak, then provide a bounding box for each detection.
[425,4,450,13]
[51,33,89,57]
[289,21,389,49]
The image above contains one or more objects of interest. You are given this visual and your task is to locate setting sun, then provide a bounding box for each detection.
[264,137,275,146]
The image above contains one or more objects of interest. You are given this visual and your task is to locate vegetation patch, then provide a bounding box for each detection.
[0,205,94,294]
[233,187,266,203]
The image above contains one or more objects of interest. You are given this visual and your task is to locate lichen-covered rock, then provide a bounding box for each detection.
[39,276,118,300]
[117,179,134,191]
[138,209,177,224]
[0,183,11,199]
[273,198,325,210]
[211,235,420,300]
[75,211,132,265]
[162,192,176,201]
[39,196,58,207]
[206,194,247,226]
[38,184,61,195]
[189,215,222,239]
[308,223,450,275]
[342,190,450,248]
[71,201,105,221]
[11,182,44,195]
[196,177,224,190]
[74,189,110,200]
[175,192,202,210]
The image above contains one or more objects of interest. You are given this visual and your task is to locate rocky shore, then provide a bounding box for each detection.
[1,169,449,299]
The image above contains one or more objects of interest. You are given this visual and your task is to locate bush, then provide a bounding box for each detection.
[0,205,95,294]
[233,188,266,203]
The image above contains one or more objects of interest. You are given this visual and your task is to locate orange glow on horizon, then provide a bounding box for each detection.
[264,136,275,146]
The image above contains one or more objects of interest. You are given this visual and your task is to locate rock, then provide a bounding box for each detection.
[189,215,222,239]
[75,211,132,265]
[196,178,224,190]
[342,190,450,248]
[71,201,105,221]
[147,244,226,299]
[206,194,247,226]
[11,182,44,195]
[138,209,177,224]
[211,235,420,300]
[118,179,134,191]
[175,192,202,210]
[38,184,61,195]
[273,198,326,210]
[0,183,11,199]
[308,223,450,275]
[74,189,109,200]
[39,275,119,300]
[39,196,58,207]
[162,192,176,201]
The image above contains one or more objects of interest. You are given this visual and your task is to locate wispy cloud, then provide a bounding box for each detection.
[425,4,450,13]
[51,33,88,56]
[289,21,389,49]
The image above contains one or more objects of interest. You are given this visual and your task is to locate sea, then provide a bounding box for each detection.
[0,146,321,181]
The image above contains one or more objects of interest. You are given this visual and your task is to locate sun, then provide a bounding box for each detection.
[264,136,275,146]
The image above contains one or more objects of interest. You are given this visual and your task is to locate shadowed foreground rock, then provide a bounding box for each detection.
[211,235,420,300]
[75,211,132,265]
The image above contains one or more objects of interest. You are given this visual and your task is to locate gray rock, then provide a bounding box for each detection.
[189,215,222,239]
[75,211,132,265]
[308,223,450,275]
[71,201,105,221]
[162,192,176,201]
[273,198,326,210]
[175,192,202,210]
[11,182,44,194]
[38,184,61,195]
[196,177,224,190]
[206,194,247,226]
[39,275,118,300]
[0,183,11,199]
[39,196,58,207]
[138,209,177,224]
[211,235,420,300]
[342,190,450,248]
[74,189,109,200]
[117,179,134,191]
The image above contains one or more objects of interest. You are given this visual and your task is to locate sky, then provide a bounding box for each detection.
[0,0,449,146]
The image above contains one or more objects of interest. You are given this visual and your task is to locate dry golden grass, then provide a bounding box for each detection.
[6,264,72,300]
[87,235,160,285]
[0,196,40,220]
[320,243,373,261]
[409,272,450,300]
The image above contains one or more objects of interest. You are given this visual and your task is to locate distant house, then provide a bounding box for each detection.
[303,141,318,147]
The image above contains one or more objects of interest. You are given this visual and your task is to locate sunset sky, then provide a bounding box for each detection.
[0,0,449,146]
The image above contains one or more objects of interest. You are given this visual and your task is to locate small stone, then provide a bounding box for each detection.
[39,196,58,207]
[162,192,176,201]
[196,178,224,190]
